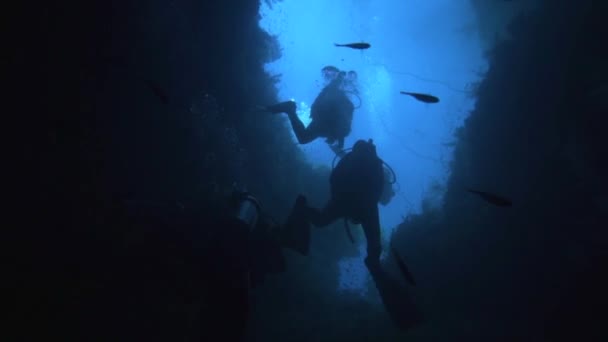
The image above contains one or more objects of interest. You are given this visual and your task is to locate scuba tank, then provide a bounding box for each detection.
[232,190,261,232]
[379,165,397,206]
[228,185,286,287]
[332,140,397,207]
[331,140,397,243]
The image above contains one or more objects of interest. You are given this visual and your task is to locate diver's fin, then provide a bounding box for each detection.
[280,195,310,256]
[344,218,355,244]
[392,248,416,286]
[265,100,296,114]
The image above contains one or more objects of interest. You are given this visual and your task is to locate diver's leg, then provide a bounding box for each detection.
[266,100,297,114]
[361,205,382,270]
[306,199,342,227]
[278,197,342,255]
[279,195,312,255]
[287,113,320,144]
[267,100,318,144]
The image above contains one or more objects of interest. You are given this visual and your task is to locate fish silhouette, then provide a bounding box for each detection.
[392,248,416,286]
[334,42,371,50]
[467,189,512,207]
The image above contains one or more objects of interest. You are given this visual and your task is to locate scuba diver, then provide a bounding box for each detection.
[119,185,323,342]
[281,139,423,330]
[282,139,385,269]
[121,188,294,341]
[265,66,358,154]
[198,186,299,340]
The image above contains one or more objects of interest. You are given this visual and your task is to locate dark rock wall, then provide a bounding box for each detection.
[391,0,608,339]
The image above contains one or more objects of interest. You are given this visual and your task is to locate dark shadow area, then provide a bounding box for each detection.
[5,0,330,340]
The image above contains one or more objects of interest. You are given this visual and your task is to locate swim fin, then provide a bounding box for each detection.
[392,248,416,286]
[280,195,311,256]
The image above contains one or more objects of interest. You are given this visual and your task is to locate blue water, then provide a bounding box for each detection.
[260,0,488,293]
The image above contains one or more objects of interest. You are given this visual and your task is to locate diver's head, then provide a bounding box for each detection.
[352,139,376,156]
[347,70,357,81]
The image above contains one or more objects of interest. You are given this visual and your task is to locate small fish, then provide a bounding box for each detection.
[467,189,512,207]
[392,248,416,286]
[144,79,169,104]
[334,42,371,50]
[400,91,440,103]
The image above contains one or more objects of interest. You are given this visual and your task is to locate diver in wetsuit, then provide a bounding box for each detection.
[280,141,425,330]
[266,67,356,153]
[282,139,385,269]
[195,188,289,341]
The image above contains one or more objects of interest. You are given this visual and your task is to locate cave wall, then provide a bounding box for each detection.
[392,0,608,339]
[8,0,339,340]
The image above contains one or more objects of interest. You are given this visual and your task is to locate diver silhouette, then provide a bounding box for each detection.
[280,139,425,330]
[282,139,383,266]
[265,67,357,153]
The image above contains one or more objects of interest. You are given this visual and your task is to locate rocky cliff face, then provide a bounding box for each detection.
[391,0,607,339]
